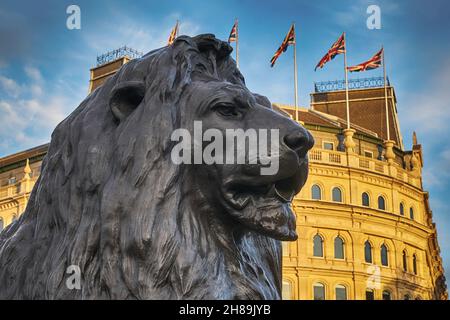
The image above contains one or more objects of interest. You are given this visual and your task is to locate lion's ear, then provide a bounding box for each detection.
[109,81,146,122]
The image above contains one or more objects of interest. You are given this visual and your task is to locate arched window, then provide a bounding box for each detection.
[335,285,347,300]
[282,241,290,256]
[311,184,322,200]
[332,187,342,202]
[282,281,292,300]
[400,202,405,216]
[362,192,370,207]
[0,218,3,232]
[382,290,392,300]
[402,250,408,272]
[364,241,373,263]
[334,236,345,259]
[381,244,389,266]
[365,289,375,300]
[12,215,17,222]
[313,234,324,257]
[378,196,386,210]
[410,207,415,220]
[413,254,418,275]
[415,296,422,300]
[313,283,325,300]
[404,294,411,300]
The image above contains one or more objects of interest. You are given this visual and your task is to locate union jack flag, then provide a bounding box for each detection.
[228,20,238,43]
[315,33,345,71]
[270,24,295,67]
[347,48,383,72]
[167,21,179,45]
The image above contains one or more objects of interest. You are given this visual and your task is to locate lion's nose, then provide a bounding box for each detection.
[283,129,314,158]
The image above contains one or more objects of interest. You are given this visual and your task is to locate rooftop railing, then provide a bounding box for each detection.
[314,76,390,93]
[96,46,143,66]
[308,148,420,188]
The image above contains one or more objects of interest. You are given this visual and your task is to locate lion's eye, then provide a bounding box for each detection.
[213,104,241,118]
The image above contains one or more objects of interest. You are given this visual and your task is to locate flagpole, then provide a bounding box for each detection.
[343,32,350,129]
[383,47,390,141]
[235,19,239,69]
[293,23,299,121]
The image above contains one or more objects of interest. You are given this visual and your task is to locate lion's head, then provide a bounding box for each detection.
[0,34,313,299]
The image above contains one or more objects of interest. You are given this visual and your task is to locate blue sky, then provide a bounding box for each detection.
[1,0,450,284]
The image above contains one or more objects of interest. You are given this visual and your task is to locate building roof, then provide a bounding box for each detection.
[275,105,381,141]
[310,86,404,149]
[0,143,49,172]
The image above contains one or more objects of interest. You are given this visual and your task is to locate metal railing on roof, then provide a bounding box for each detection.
[314,76,390,93]
[96,46,143,66]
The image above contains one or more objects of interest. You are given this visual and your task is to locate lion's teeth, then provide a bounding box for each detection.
[224,190,250,209]
[274,186,294,203]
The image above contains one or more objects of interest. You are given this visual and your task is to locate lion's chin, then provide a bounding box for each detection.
[224,189,298,241]
[221,177,299,241]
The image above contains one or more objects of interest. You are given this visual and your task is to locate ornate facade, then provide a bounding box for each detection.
[0,54,446,300]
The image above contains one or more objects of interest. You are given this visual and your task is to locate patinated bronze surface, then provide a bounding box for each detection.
[0,34,313,299]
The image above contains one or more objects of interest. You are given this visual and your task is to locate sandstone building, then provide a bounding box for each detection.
[0,50,446,300]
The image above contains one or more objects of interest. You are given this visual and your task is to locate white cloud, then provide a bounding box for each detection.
[402,59,450,133]
[24,66,42,82]
[0,75,21,97]
[0,66,85,156]
[82,12,201,56]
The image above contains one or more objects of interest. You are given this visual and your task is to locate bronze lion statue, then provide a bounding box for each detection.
[0,34,313,299]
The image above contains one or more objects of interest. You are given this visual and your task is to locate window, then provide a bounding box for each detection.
[323,142,334,150]
[0,218,3,232]
[364,150,374,158]
[311,184,322,200]
[365,289,375,300]
[362,192,370,207]
[400,202,405,216]
[409,207,415,220]
[282,241,289,256]
[404,294,411,300]
[8,177,16,185]
[381,244,389,266]
[382,290,392,300]
[413,254,418,275]
[415,296,422,300]
[313,283,325,300]
[313,234,324,257]
[335,285,347,300]
[282,281,292,300]
[378,196,386,210]
[402,250,408,272]
[365,241,373,263]
[332,187,342,202]
[334,236,345,259]
[12,215,17,222]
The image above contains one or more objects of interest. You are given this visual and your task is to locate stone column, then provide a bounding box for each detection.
[343,128,356,154]
[383,140,395,165]
[20,159,32,194]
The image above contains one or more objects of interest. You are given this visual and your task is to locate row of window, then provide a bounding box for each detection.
[312,235,419,275]
[311,185,416,220]
[312,282,420,300]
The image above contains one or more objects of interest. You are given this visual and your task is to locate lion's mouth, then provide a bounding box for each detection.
[223,175,298,210]
[221,174,299,241]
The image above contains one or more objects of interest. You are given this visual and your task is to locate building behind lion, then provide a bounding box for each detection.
[0,48,447,300]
